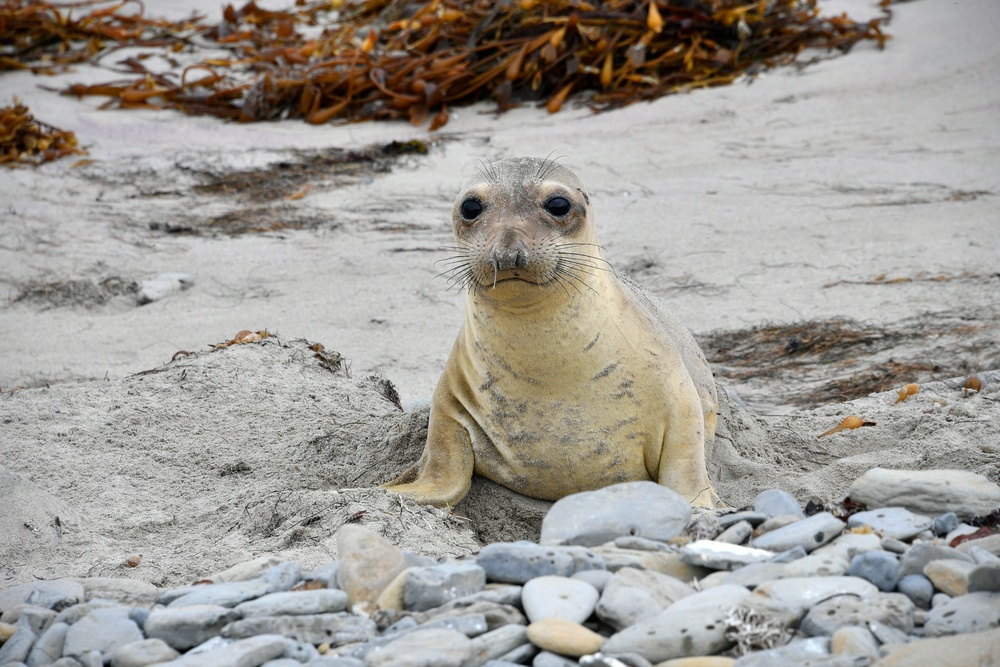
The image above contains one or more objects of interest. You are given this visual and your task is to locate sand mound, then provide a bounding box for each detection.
[2,337,997,588]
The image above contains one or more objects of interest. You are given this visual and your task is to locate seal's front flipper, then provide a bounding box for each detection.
[381,409,474,508]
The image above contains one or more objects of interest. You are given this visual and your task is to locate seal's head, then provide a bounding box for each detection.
[449,156,603,300]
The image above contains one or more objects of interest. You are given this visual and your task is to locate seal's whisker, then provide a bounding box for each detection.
[557,254,612,272]
[554,265,598,294]
[434,255,473,267]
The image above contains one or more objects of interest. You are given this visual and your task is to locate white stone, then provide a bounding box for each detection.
[521,575,599,624]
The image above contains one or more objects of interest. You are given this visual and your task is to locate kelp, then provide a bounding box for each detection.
[2,0,891,128]
[0,98,86,165]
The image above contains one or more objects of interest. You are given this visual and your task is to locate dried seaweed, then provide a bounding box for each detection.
[2,0,890,128]
[0,98,86,165]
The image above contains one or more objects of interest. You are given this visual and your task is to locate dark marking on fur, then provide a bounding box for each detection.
[583,333,600,352]
[592,362,618,381]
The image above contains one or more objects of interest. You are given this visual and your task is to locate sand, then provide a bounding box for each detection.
[1,0,999,588]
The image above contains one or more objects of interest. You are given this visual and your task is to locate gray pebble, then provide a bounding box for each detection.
[848,551,900,591]
[968,562,1000,592]
[533,652,578,667]
[106,638,179,667]
[493,640,539,664]
[411,599,525,631]
[365,627,472,667]
[868,619,910,646]
[612,536,668,551]
[751,512,845,553]
[847,468,1000,519]
[51,659,84,667]
[743,577,878,628]
[466,624,528,664]
[261,660,302,667]
[847,507,933,541]
[144,604,241,651]
[933,512,959,536]
[769,546,808,563]
[0,580,85,619]
[595,567,695,630]
[222,612,377,646]
[896,574,934,608]
[881,537,909,554]
[732,636,831,666]
[966,545,1000,565]
[26,620,67,666]
[754,489,805,518]
[722,562,787,589]
[303,561,340,589]
[899,542,973,576]
[165,579,271,609]
[77,651,102,667]
[477,542,604,584]
[571,569,613,593]
[715,520,753,545]
[55,601,121,626]
[234,589,349,618]
[483,661,525,667]
[522,575,598,623]
[306,658,364,667]
[405,562,486,612]
[679,540,775,570]
[783,553,848,578]
[540,481,691,547]
[281,637,322,662]
[63,608,143,658]
[924,591,1000,636]
[756,515,802,533]
[166,634,287,667]
[800,592,913,637]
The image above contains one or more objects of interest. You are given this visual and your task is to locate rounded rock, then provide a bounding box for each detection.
[924,559,976,596]
[896,574,934,608]
[932,512,959,537]
[521,576,599,624]
[753,489,804,519]
[526,618,604,657]
[847,468,1000,519]
[924,591,1000,636]
[366,627,473,667]
[107,638,180,667]
[750,512,845,553]
[336,525,408,606]
[848,550,900,592]
[595,567,695,630]
[847,507,933,541]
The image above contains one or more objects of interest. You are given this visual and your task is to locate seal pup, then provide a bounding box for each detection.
[384,156,719,508]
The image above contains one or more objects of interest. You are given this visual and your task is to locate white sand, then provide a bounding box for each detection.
[1,0,998,587]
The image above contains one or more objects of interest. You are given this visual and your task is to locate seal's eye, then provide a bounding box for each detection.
[544,196,571,217]
[460,198,483,221]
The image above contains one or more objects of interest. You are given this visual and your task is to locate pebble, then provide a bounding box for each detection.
[525,618,604,656]
[521,576,598,623]
[847,550,900,591]
[539,481,691,546]
[595,567,695,630]
[1,477,996,667]
[847,507,933,541]
[753,489,805,518]
[872,627,1000,666]
[847,468,1000,519]
[750,512,845,553]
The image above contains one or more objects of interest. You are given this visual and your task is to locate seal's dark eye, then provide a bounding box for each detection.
[460,198,483,221]
[545,196,571,217]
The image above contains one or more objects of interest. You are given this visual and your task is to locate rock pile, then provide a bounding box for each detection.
[1,471,998,667]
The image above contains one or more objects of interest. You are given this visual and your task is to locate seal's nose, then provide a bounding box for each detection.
[491,229,529,270]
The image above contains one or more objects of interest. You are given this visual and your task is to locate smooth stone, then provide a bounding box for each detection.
[526,618,604,657]
[222,612,376,646]
[540,481,691,547]
[721,562,786,589]
[595,567,696,630]
[924,559,976,596]
[107,638,180,667]
[283,637,321,663]
[234,589,349,618]
[462,584,524,607]
[966,546,1000,565]
[871,626,1000,666]
[657,659,737,667]
[847,507,933,541]
[783,553,848,578]
[52,660,85,667]
[968,562,1000,592]
[62,608,143,657]
[521,575,599,624]
[404,562,486,612]
[0,580,85,619]
[336,525,408,606]
[410,599,525,631]
[715,521,753,545]
[208,557,285,583]
[932,512,959,537]
[769,546,807,563]
[602,587,749,663]
[136,272,194,305]
[19,607,56,635]
[896,574,934,608]
[0,616,35,664]
[492,640,539,664]
[899,542,973,577]
[375,568,411,612]
[145,605,241,650]
[613,536,670,551]
[465,624,529,664]
[830,625,880,661]
[70,578,158,606]
[365,627,472,667]
[532,652,578,667]
[881,538,909,554]
[847,468,1000,519]
[754,489,804,519]
[697,571,730,589]
[165,634,286,667]
[801,591,914,636]
[590,546,709,582]
[679,540,775,570]
[848,551,900,591]
[26,620,67,666]
[477,542,605,584]
[261,660,301,667]
[755,515,801,534]
[165,579,271,608]
[719,511,769,528]
[307,658,364,667]
[304,561,340,588]
[931,592,951,608]
[750,512,845,553]
[924,591,1000,636]
[744,577,878,627]
[731,637,832,666]
[572,569,614,592]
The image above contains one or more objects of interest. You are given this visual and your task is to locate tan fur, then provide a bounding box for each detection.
[384,157,719,508]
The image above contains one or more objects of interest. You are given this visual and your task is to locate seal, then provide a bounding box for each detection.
[384,156,719,508]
